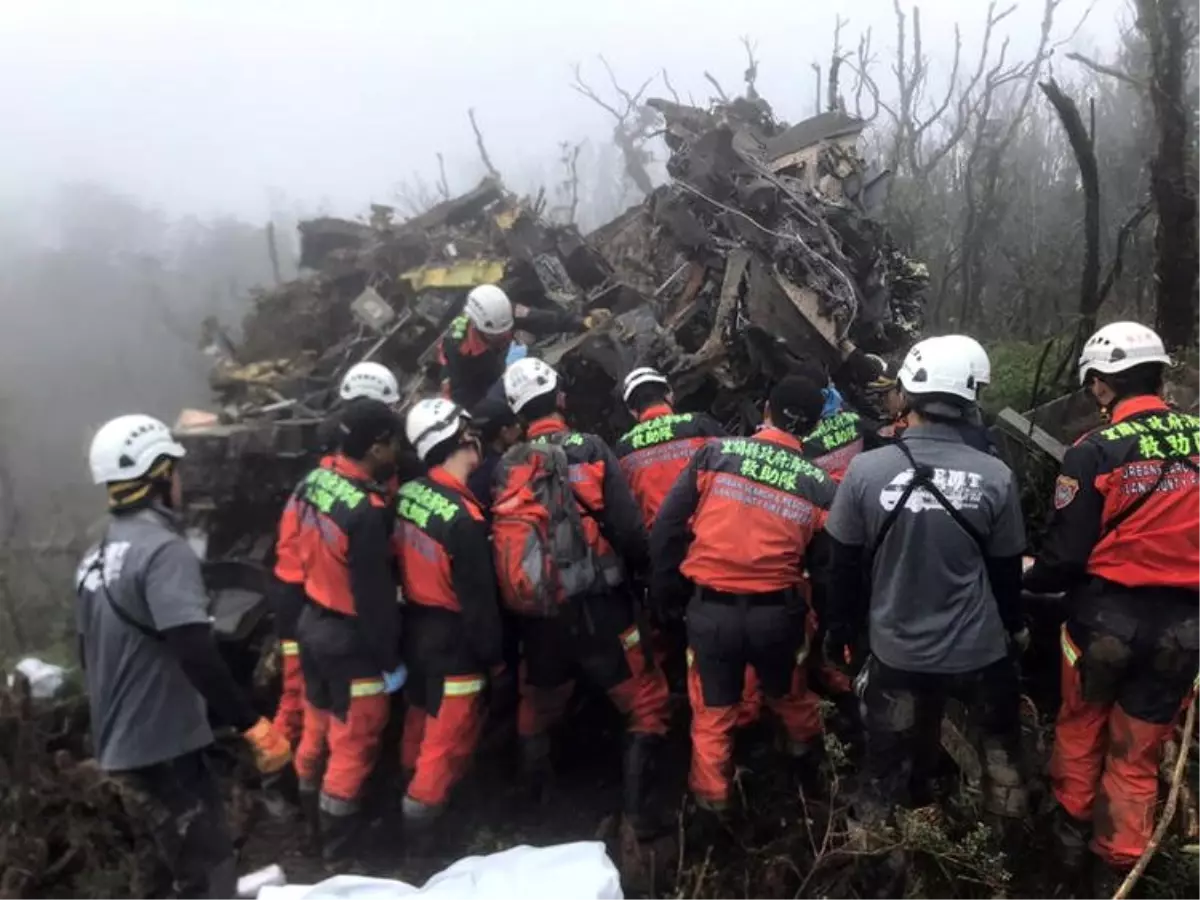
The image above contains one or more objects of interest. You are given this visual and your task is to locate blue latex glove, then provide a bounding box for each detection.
[382,664,408,694]
[505,341,528,365]
[821,384,845,418]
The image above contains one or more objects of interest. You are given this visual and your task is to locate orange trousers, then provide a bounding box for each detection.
[518,621,670,739]
[1050,634,1176,868]
[272,641,306,745]
[400,674,487,808]
[294,682,389,815]
[687,654,822,806]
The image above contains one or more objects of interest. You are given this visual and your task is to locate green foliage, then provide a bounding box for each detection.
[982,338,1074,416]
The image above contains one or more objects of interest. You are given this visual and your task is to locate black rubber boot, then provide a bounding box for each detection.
[319,809,363,864]
[1050,803,1091,871]
[787,737,826,797]
[623,733,664,840]
[298,790,321,855]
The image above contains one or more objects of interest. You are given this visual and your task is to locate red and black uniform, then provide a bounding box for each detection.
[1025,396,1199,868]
[513,415,669,762]
[614,404,726,529]
[289,455,399,819]
[270,471,311,746]
[438,310,581,411]
[394,467,503,813]
[650,427,836,807]
[801,409,871,483]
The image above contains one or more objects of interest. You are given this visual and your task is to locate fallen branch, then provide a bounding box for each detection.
[1112,698,1197,899]
[703,71,730,102]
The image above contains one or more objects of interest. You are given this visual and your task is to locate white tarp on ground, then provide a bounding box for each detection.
[256,841,623,900]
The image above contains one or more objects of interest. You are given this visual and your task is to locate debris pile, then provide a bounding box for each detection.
[175,92,927,560]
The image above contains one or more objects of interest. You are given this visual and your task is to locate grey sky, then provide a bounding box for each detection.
[1,0,1125,221]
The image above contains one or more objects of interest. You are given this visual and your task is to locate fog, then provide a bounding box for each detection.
[0,0,1126,539]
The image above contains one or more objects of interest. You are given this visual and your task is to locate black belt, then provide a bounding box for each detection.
[694,586,796,606]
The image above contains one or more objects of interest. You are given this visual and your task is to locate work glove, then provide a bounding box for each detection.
[1008,627,1032,656]
[582,308,613,330]
[382,664,408,695]
[243,718,292,775]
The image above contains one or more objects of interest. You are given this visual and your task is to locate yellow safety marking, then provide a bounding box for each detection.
[620,626,641,650]
[350,678,386,698]
[443,676,485,697]
[686,648,695,669]
[280,640,300,657]
[1060,623,1081,668]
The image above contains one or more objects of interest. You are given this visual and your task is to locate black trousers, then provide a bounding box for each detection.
[115,749,235,899]
[857,654,1026,821]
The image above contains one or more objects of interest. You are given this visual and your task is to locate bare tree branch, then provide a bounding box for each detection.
[660,68,682,104]
[571,64,624,119]
[1065,51,1146,88]
[810,62,822,116]
[1097,199,1154,308]
[467,108,501,180]
[828,16,848,111]
[703,71,730,102]
[435,152,451,201]
[740,35,761,100]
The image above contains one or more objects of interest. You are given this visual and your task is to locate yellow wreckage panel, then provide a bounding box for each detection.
[398,258,506,290]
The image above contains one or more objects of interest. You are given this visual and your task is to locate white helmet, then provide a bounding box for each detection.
[940,334,991,387]
[340,361,400,405]
[503,357,559,414]
[1077,321,1170,386]
[464,284,514,335]
[898,336,979,403]
[622,366,670,404]
[405,398,471,462]
[89,414,186,485]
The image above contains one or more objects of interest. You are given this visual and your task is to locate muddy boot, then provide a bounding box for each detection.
[319,810,363,865]
[787,737,826,797]
[298,789,321,855]
[519,733,554,804]
[402,795,442,859]
[1088,855,1127,899]
[622,733,664,840]
[1050,804,1091,872]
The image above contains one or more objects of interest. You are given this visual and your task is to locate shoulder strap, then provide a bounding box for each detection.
[84,534,164,642]
[871,440,988,558]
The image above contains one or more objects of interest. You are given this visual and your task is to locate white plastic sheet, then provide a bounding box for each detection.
[257,841,622,900]
[7,657,67,699]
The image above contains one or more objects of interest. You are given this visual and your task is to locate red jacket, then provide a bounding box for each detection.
[1026,396,1199,592]
[614,404,725,529]
[393,467,503,668]
[650,427,836,595]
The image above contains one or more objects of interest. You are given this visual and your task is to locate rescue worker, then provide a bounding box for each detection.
[500,357,671,837]
[272,361,405,746]
[823,337,1029,831]
[437,284,586,410]
[396,398,504,832]
[940,335,996,454]
[613,366,725,683]
[290,398,406,859]
[613,366,726,530]
[650,376,834,810]
[77,415,291,898]
[1024,322,1198,890]
[466,392,523,516]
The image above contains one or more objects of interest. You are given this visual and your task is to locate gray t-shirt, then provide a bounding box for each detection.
[75,507,213,771]
[825,423,1026,674]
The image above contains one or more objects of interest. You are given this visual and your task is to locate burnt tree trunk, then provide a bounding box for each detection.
[1039,79,1101,337]
[1137,0,1198,351]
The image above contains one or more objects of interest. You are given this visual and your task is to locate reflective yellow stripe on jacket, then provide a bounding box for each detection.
[280,640,300,657]
[1060,624,1081,667]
